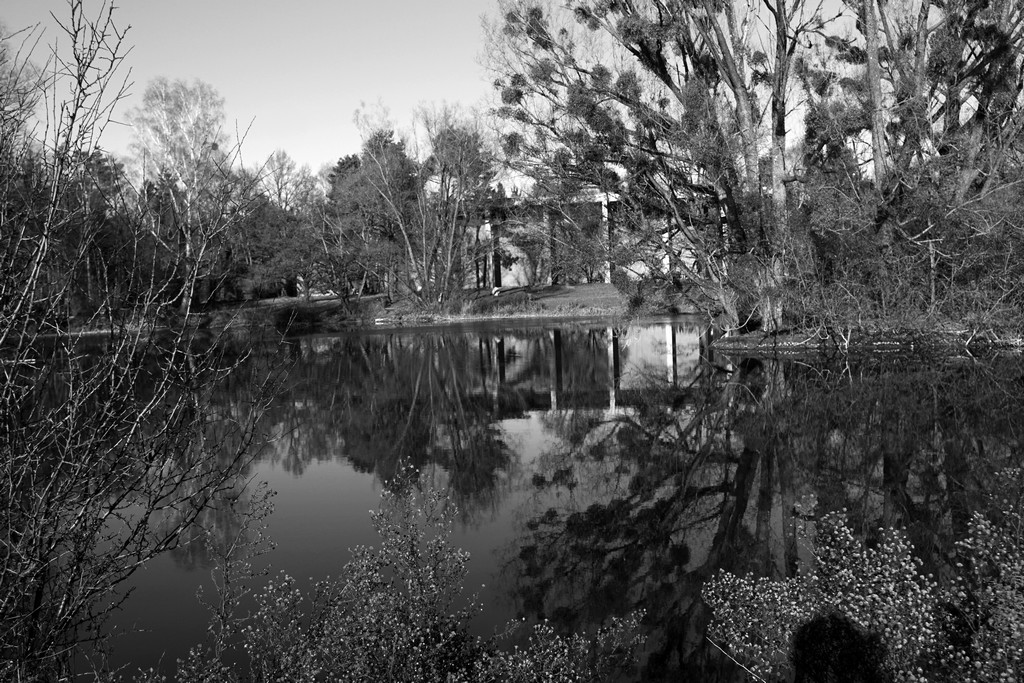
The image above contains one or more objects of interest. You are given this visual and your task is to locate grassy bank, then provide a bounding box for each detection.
[199,282,695,335]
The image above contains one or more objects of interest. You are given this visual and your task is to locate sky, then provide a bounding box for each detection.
[2,0,501,171]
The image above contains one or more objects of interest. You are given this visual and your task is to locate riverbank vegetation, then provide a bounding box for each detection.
[133,485,644,683]
[228,283,631,335]
[704,495,1024,681]
[0,4,280,678]
[487,0,1024,342]
[4,0,1024,679]
[0,5,640,678]
[10,1,1024,342]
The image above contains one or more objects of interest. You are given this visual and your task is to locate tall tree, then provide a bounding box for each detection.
[861,0,889,189]
[127,78,248,312]
[343,108,497,305]
[490,0,1024,332]
[489,0,832,331]
[260,149,319,213]
[793,0,1024,324]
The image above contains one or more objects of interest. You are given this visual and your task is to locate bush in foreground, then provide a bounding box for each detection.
[704,497,1024,682]
[138,486,643,682]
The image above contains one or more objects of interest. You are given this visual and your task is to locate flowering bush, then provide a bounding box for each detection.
[932,508,1024,682]
[702,570,816,680]
[704,504,1024,682]
[241,487,485,682]
[810,516,940,672]
[472,616,644,683]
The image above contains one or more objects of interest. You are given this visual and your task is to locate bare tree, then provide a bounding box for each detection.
[260,149,319,213]
[0,3,274,677]
[356,106,496,305]
[127,77,253,313]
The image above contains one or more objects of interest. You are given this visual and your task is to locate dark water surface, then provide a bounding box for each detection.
[106,318,1024,680]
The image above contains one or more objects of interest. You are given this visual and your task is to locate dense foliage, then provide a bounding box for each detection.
[704,500,1024,681]
[487,0,1024,333]
[6,0,1024,679]
[323,110,500,306]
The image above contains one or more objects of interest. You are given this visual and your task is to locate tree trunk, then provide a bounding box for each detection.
[492,222,503,289]
[547,209,559,286]
[763,0,791,334]
[864,0,889,189]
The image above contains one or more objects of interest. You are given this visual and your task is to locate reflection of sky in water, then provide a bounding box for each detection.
[108,318,708,675]
[106,318,1024,681]
[109,460,383,672]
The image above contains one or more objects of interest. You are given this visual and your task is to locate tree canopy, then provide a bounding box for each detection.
[487,0,1024,332]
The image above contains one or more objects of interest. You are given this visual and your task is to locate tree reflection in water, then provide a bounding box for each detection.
[167,323,1024,681]
[507,350,1024,681]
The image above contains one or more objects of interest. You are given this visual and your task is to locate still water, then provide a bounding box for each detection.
[108,317,1024,680]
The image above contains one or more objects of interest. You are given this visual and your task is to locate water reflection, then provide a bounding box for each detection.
[215,322,708,515]
[507,353,1024,680]
[119,320,1024,681]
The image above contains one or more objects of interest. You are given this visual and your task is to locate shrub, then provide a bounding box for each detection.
[932,507,1024,682]
[703,512,940,681]
[473,615,644,683]
[464,290,533,316]
[154,483,644,682]
[704,502,1024,683]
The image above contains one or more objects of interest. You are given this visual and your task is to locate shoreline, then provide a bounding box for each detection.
[201,282,658,335]
[24,281,1024,357]
[712,327,1024,357]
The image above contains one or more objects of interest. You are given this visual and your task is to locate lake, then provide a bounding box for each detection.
[104,317,1024,680]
